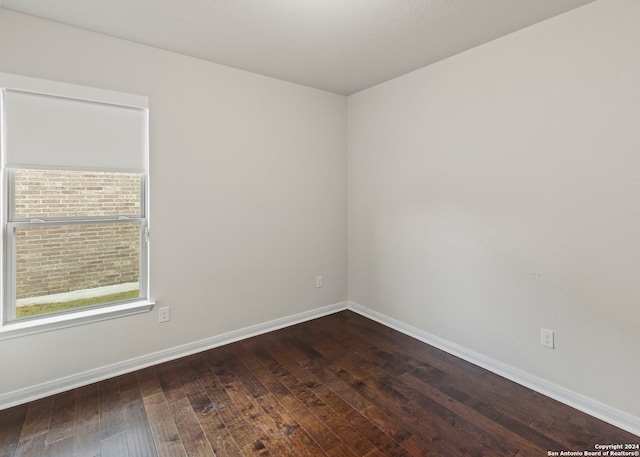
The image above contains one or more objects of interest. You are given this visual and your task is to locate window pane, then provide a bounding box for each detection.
[14,222,141,319]
[14,169,142,219]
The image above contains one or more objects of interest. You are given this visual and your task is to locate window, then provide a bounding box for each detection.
[0,73,152,335]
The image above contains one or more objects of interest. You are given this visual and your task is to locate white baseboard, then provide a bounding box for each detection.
[347,301,640,438]
[0,301,348,410]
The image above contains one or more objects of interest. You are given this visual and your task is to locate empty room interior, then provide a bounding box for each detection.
[0,0,639,455]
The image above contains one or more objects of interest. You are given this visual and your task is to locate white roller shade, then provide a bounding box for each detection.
[4,89,147,171]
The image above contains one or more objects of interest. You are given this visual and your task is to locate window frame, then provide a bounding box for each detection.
[0,73,153,339]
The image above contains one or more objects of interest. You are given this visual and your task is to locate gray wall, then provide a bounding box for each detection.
[348,0,640,419]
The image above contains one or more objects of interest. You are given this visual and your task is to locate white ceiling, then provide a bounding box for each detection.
[0,0,596,95]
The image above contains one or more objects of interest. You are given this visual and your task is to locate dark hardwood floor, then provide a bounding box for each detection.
[1,310,638,456]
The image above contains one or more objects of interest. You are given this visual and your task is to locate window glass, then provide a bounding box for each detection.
[14,221,141,319]
[14,169,142,219]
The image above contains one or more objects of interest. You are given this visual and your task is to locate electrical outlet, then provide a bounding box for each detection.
[316,276,323,288]
[158,306,170,323]
[541,328,554,349]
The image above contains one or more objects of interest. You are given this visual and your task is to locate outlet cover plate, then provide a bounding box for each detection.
[158,307,170,323]
[541,328,554,349]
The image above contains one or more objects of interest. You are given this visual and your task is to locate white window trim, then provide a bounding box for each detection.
[0,72,153,337]
[0,300,155,340]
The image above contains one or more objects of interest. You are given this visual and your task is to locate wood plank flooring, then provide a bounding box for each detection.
[1,310,638,456]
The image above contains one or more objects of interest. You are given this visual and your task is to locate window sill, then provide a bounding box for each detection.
[0,300,155,341]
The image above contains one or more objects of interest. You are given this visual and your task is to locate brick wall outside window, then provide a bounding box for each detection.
[14,170,141,299]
